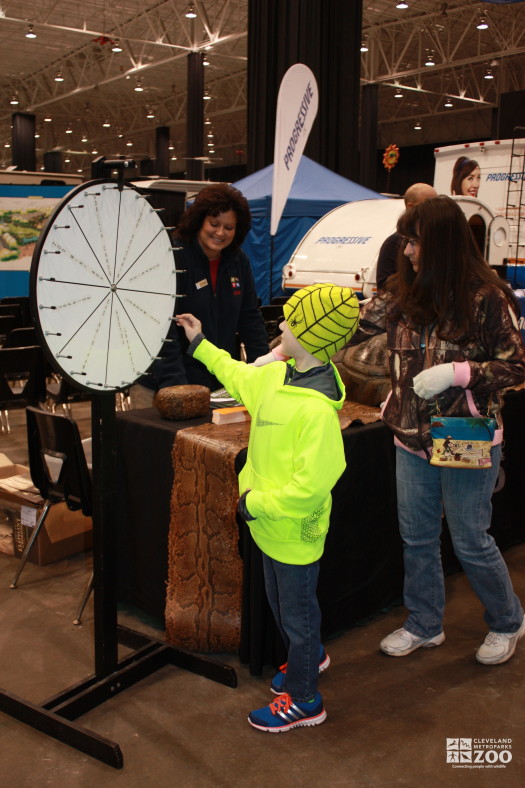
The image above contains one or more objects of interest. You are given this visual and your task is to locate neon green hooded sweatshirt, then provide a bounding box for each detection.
[194,338,347,564]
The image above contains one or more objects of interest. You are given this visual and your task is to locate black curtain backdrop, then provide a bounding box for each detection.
[493,90,525,140]
[155,126,170,177]
[12,112,36,172]
[43,150,63,173]
[247,0,362,180]
[186,52,204,180]
[359,84,378,190]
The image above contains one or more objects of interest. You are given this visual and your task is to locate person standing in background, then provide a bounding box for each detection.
[129,183,269,408]
[376,183,437,291]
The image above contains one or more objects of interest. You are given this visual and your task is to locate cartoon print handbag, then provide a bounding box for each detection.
[429,392,496,469]
[424,329,496,469]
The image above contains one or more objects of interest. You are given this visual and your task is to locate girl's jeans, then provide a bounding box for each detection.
[262,553,321,702]
[395,444,523,639]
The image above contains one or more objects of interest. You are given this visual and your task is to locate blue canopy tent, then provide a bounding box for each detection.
[232,156,383,304]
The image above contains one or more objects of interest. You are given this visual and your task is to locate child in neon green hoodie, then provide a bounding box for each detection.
[176,283,359,733]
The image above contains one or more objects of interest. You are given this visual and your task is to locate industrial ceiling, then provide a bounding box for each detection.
[0,0,524,177]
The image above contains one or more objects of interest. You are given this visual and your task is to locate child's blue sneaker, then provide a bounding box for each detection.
[248,692,326,732]
[270,649,330,694]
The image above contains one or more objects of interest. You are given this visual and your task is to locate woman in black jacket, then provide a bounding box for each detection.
[130,183,269,406]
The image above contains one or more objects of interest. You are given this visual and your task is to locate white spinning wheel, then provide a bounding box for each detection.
[31,178,177,391]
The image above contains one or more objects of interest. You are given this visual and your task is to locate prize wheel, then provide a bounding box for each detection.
[30,179,177,392]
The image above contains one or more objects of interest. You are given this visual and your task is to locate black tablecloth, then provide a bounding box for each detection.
[115,408,209,621]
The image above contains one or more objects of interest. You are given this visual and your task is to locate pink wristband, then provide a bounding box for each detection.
[453,360,471,388]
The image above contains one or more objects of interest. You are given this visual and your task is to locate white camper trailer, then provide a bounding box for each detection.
[282,195,511,297]
[433,138,525,263]
[283,137,525,295]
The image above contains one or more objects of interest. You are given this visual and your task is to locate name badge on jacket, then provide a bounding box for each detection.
[195,279,208,290]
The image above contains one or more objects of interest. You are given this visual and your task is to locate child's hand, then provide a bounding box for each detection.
[175,313,202,342]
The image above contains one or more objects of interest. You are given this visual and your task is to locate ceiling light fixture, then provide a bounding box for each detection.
[126,140,133,146]
[55,70,64,82]
[425,51,435,67]
[65,126,73,134]
[81,133,88,142]
[64,157,71,163]
[202,54,210,65]
[484,68,494,80]
[394,88,403,98]
[146,108,155,118]
[414,119,422,130]
[111,40,122,52]
[444,97,453,108]
[34,130,40,138]
[102,119,111,127]
[10,94,19,105]
[134,78,144,92]
[44,114,52,122]
[203,90,211,100]
[204,117,211,125]
[477,13,488,30]
[396,2,409,9]
[185,3,197,19]
[360,36,369,53]
[26,24,36,39]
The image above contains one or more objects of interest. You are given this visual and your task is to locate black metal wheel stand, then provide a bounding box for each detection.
[0,394,237,768]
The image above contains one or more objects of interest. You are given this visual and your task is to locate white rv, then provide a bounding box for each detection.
[282,138,525,296]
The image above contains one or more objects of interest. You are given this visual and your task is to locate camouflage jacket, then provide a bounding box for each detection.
[348,285,525,452]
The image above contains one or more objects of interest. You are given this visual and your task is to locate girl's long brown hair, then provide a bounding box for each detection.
[388,195,517,341]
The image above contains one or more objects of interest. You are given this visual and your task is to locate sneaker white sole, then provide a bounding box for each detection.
[476,618,525,665]
[247,709,327,732]
[380,631,445,657]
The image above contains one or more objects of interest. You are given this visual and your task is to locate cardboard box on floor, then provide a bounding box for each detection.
[0,453,92,566]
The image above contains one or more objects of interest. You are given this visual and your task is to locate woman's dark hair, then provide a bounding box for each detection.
[390,195,516,341]
[175,182,251,249]
[450,156,479,195]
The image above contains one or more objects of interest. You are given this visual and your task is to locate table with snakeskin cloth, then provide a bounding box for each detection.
[114,390,525,675]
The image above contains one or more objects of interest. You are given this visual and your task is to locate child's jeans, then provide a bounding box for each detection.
[262,553,321,702]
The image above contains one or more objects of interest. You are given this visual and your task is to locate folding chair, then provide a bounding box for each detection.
[4,326,38,348]
[0,296,31,327]
[0,302,23,329]
[0,315,17,346]
[0,345,47,432]
[46,374,92,417]
[10,406,94,625]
